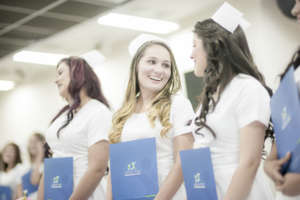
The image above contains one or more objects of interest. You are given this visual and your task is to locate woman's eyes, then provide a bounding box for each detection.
[147,60,170,68]
[147,59,156,64]
[162,63,171,68]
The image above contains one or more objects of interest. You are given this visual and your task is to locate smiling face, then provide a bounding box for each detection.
[136,44,172,96]
[292,0,300,23]
[191,33,207,77]
[55,62,71,100]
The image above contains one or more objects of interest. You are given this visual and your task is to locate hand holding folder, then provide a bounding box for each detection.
[271,67,300,173]
[110,138,159,200]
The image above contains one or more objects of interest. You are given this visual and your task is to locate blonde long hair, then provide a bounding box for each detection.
[109,41,181,143]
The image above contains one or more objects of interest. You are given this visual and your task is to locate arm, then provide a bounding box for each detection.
[69,140,109,200]
[277,173,300,196]
[223,121,266,200]
[264,143,291,185]
[154,133,194,200]
[106,172,113,200]
[16,184,23,198]
[37,174,44,200]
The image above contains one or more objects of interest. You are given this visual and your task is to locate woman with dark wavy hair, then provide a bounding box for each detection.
[37,56,112,200]
[190,19,274,199]
[0,142,23,199]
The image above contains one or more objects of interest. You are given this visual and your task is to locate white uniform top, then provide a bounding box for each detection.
[121,94,194,200]
[276,67,300,200]
[0,164,24,197]
[192,74,274,200]
[45,99,112,200]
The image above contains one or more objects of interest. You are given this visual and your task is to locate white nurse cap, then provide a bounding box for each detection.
[211,2,251,33]
[128,34,169,57]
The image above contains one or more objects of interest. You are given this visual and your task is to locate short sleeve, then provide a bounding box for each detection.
[170,94,195,137]
[87,104,112,147]
[235,79,271,128]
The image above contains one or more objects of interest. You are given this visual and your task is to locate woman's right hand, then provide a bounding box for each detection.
[264,152,291,185]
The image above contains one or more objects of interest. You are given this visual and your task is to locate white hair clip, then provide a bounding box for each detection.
[211,2,251,33]
[128,34,168,57]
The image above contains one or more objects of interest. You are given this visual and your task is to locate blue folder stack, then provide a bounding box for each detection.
[271,67,300,173]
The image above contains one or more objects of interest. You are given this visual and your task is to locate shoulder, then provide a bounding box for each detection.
[88,99,112,115]
[171,92,192,107]
[170,92,194,117]
[228,74,269,96]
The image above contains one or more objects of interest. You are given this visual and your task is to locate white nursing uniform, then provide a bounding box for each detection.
[192,74,274,200]
[121,94,194,200]
[46,99,112,200]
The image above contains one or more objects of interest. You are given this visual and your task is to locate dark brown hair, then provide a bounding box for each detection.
[0,153,3,171]
[193,19,271,138]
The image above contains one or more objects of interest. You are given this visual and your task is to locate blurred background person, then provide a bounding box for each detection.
[0,142,23,199]
[16,133,45,199]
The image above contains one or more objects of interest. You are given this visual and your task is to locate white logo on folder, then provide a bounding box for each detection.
[125,161,141,176]
[281,107,291,131]
[51,176,62,189]
[194,173,206,189]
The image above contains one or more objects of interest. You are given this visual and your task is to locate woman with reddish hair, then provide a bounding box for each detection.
[37,57,111,200]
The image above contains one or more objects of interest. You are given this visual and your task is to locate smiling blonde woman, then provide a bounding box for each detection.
[107,40,194,200]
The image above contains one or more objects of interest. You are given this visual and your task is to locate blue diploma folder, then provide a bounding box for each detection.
[110,137,159,200]
[21,169,39,196]
[180,148,218,200]
[271,67,300,173]
[0,186,12,200]
[44,157,73,200]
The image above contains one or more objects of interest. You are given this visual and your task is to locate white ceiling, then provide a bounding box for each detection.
[1,0,299,87]
[0,0,222,83]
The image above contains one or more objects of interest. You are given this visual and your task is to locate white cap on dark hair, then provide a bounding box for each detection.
[211,2,250,33]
